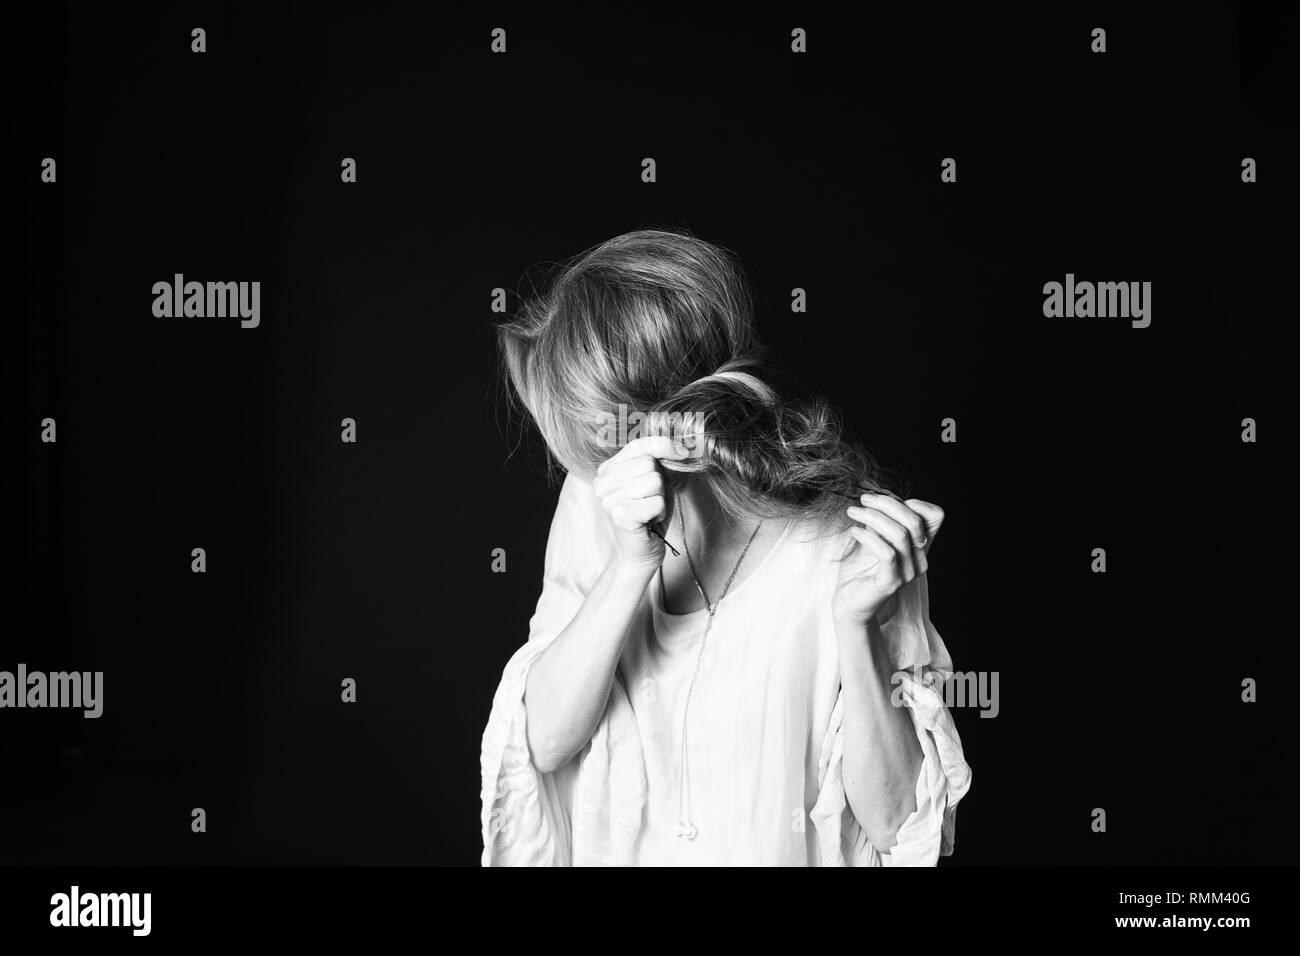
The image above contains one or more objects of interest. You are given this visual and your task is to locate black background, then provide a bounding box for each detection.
[4,3,1297,867]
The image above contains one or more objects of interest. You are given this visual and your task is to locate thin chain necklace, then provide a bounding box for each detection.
[668,504,764,840]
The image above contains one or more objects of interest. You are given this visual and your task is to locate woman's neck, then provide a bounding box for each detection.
[657,480,779,614]
[671,480,727,549]
[669,480,768,561]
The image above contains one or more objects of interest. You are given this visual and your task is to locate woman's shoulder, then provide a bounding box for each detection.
[785,510,854,555]
[552,471,615,550]
[558,470,611,519]
[770,510,855,588]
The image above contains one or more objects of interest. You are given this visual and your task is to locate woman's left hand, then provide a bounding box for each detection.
[832,493,945,627]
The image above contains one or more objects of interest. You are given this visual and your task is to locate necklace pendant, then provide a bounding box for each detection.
[675,821,698,840]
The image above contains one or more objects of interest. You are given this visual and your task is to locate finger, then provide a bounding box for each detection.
[848,506,917,581]
[912,542,929,577]
[622,495,667,526]
[596,452,663,484]
[848,526,898,584]
[860,492,929,552]
[903,498,945,547]
[609,495,667,532]
[608,470,663,502]
[598,435,699,474]
[593,457,666,506]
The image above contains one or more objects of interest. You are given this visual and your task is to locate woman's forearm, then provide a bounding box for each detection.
[524,556,657,773]
[835,614,924,853]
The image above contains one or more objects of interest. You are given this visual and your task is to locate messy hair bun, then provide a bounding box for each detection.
[496,227,891,529]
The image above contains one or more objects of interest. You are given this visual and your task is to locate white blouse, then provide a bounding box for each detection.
[480,473,972,866]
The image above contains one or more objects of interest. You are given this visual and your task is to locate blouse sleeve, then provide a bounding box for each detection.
[479,472,607,866]
[810,571,974,867]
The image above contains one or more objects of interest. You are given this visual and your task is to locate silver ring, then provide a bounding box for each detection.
[914,537,928,550]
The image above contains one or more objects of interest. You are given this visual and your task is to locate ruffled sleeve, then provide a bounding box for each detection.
[479,472,603,866]
[480,473,648,866]
[809,571,973,866]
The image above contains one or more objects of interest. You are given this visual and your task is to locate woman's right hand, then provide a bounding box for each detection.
[592,435,692,572]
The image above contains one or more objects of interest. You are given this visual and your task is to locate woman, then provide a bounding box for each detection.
[482,228,972,866]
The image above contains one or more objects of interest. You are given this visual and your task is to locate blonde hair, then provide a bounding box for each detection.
[496,227,890,527]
